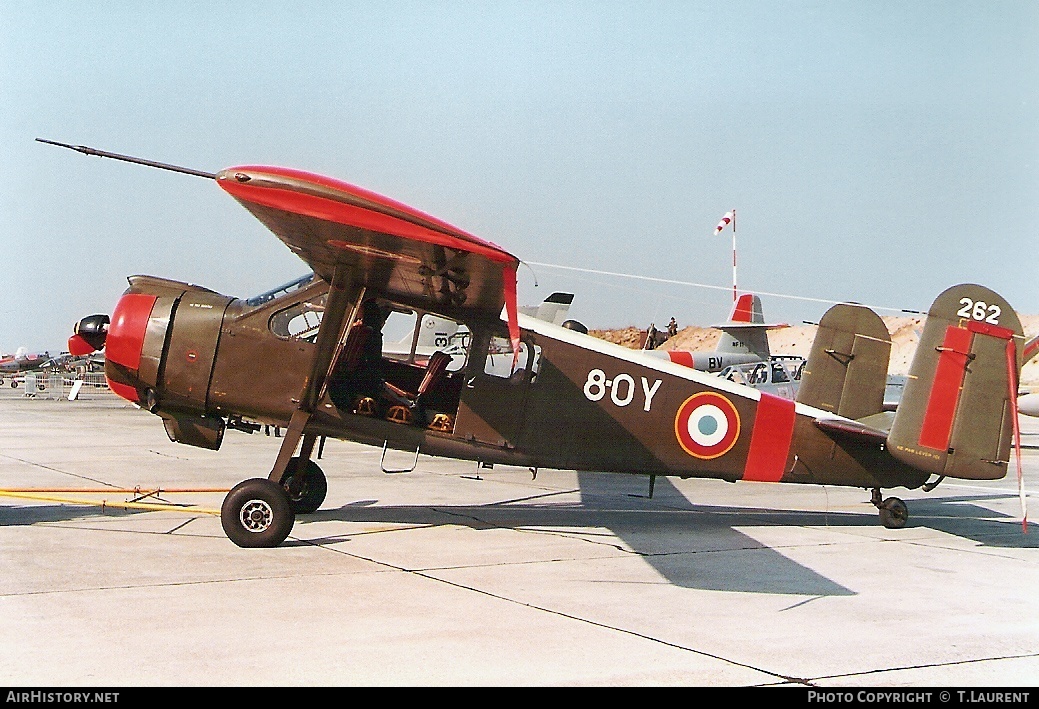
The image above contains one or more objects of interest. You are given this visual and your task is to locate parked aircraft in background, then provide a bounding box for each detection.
[643,293,791,373]
[0,347,55,375]
[518,291,575,326]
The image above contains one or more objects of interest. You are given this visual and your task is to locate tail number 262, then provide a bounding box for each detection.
[957,297,1000,325]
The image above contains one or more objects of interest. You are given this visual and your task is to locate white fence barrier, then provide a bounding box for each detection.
[13,371,110,400]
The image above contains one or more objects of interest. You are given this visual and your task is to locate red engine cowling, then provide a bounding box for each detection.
[73,280,240,450]
[104,293,159,403]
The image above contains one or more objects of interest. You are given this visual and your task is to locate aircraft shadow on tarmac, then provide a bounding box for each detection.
[3,473,1032,597]
[0,504,142,526]
[302,472,1038,596]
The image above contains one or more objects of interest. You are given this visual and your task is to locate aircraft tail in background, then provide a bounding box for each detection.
[518,292,574,326]
[646,293,789,373]
[711,293,789,361]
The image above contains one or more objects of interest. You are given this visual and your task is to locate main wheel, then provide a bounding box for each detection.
[281,458,328,514]
[221,478,295,548]
[879,497,908,529]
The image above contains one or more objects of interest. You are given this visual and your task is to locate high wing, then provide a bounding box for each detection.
[215,166,521,352]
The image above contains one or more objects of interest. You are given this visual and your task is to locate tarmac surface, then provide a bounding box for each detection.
[2,383,1038,687]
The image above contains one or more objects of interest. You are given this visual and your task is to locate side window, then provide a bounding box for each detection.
[771,362,790,383]
[420,314,470,372]
[382,308,419,355]
[483,337,541,381]
[269,294,326,341]
[382,309,471,372]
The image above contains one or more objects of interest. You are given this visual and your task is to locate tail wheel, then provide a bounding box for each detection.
[221,478,295,548]
[281,457,328,514]
[879,497,908,529]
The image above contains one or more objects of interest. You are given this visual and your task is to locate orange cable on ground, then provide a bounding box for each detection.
[0,489,224,515]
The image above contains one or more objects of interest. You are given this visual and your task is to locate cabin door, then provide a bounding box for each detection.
[453,332,539,449]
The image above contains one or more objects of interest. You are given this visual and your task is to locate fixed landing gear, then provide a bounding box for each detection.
[220,458,328,547]
[871,488,908,529]
[282,457,327,514]
[220,263,351,549]
[221,478,295,548]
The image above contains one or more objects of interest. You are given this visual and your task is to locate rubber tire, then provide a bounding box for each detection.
[221,478,295,548]
[879,497,908,529]
[282,458,328,514]
[11,380,18,388]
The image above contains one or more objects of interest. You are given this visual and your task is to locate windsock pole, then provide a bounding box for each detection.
[732,209,737,303]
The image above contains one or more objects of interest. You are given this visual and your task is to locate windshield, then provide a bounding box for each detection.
[245,273,316,306]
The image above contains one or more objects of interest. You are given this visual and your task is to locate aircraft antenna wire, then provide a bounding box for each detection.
[524,260,920,314]
[36,139,217,180]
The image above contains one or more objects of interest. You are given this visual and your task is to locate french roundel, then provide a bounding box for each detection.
[674,392,741,459]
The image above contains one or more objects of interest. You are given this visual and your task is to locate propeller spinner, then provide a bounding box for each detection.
[69,314,109,355]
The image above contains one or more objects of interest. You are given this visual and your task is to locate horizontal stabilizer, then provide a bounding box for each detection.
[1024,334,1039,364]
[814,416,889,444]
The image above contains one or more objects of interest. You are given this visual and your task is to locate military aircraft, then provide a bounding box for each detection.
[518,291,575,326]
[0,347,55,375]
[1023,337,1039,417]
[644,293,791,373]
[0,347,100,387]
[45,140,1029,548]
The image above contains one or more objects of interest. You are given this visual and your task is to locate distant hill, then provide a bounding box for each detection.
[591,314,1039,387]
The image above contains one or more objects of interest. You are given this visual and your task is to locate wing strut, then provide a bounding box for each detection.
[268,265,358,485]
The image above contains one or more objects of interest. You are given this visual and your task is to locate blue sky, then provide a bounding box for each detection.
[2,2,1036,352]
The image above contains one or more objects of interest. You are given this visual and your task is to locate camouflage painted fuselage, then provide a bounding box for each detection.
[106,275,932,493]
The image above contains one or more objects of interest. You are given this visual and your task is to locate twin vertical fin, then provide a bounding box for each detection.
[796,303,891,421]
[887,284,1024,480]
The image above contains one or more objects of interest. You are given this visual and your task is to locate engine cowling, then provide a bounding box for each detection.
[71,280,233,449]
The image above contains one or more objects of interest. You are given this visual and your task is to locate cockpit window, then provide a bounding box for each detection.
[246,273,316,307]
[269,293,326,341]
